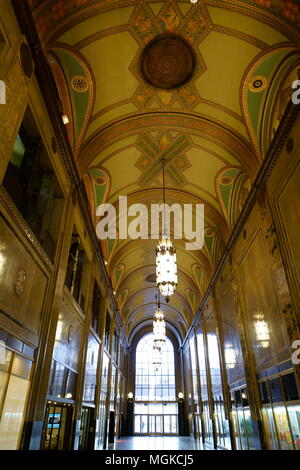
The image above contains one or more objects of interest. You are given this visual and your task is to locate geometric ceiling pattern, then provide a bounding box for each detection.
[29,0,300,341]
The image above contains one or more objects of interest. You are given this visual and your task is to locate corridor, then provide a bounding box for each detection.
[0,0,300,453]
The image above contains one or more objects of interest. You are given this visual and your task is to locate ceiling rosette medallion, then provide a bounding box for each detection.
[141,33,196,89]
[129,0,209,110]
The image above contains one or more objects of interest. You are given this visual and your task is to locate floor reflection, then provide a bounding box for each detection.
[108,436,213,451]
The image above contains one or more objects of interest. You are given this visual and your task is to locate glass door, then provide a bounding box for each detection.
[155,415,163,434]
[42,404,73,450]
[134,402,178,435]
[149,415,155,434]
[140,415,148,434]
[79,407,95,450]
[148,415,164,434]
[134,413,178,435]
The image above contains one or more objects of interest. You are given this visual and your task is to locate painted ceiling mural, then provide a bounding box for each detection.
[29,0,300,340]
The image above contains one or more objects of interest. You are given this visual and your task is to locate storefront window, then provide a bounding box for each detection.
[260,372,300,450]
[83,335,99,403]
[48,360,77,400]
[0,346,32,450]
[189,336,198,413]
[273,406,294,450]
[110,365,116,411]
[287,405,300,450]
[97,352,109,449]
[231,409,242,450]
[2,107,64,261]
[261,407,279,449]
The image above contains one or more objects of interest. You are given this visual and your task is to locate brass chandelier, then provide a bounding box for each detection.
[152,290,166,369]
[156,159,178,303]
[153,291,166,351]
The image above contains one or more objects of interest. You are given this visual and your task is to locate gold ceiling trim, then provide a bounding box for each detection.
[31,0,300,46]
[79,112,258,177]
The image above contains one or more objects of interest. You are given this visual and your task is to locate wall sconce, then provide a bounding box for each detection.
[178,392,184,400]
[65,393,73,399]
[224,344,236,369]
[62,114,69,125]
[128,392,133,399]
[55,314,64,342]
[0,252,6,275]
[254,311,270,348]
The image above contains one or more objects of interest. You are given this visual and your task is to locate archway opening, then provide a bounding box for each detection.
[134,333,178,435]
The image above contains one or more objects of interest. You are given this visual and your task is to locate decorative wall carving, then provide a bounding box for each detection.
[14,267,27,297]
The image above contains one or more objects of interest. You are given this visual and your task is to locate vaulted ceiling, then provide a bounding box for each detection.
[29,0,300,341]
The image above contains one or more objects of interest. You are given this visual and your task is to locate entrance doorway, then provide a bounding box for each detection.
[79,407,95,450]
[134,414,178,435]
[41,403,73,450]
[133,335,179,436]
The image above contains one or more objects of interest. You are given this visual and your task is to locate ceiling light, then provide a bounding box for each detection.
[224,344,236,369]
[156,237,177,302]
[156,159,177,302]
[153,308,166,350]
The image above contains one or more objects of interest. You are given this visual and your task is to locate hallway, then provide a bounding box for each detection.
[0,0,300,453]
[108,436,208,451]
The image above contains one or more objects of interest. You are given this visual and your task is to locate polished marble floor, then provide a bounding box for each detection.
[108,436,213,451]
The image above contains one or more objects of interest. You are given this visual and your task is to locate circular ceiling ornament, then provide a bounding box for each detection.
[249,76,267,93]
[95,177,105,185]
[71,76,88,93]
[141,33,196,89]
[204,228,215,237]
[221,176,233,186]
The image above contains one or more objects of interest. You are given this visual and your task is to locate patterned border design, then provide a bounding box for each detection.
[30,0,300,45]
[79,112,258,177]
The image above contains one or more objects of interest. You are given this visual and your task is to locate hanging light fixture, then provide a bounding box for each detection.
[156,159,178,302]
[153,308,166,350]
[153,291,166,350]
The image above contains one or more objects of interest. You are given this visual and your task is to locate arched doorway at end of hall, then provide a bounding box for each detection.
[133,333,179,436]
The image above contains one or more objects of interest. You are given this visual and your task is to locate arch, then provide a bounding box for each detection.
[242,47,300,156]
